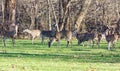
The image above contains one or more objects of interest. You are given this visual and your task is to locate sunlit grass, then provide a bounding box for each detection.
[0,39,120,71]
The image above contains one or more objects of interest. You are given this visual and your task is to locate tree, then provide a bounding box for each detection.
[75,0,92,31]
[26,0,40,29]
[4,0,16,25]
[58,0,73,31]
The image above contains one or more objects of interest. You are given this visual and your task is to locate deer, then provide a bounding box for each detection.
[0,23,19,47]
[40,24,57,44]
[74,32,96,47]
[105,27,119,50]
[74,24,108,48]
[23,29,41,44]
[22,24,57,44]
[48,30,72,48]
[40,30,56,44]
[72,29,101,48]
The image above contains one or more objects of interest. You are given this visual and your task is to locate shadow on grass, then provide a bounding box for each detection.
[0,52,120,63]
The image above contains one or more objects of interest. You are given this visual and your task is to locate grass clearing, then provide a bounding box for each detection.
[0,39,120,71]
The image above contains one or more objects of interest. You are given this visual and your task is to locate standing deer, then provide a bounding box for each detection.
[40,30,56,44]
[40,24,57,44]
[74,32,96,47]
[23,29,41,44]
[0,23,19,47]
[105,28,119,50]
[72,29,101,47]
[48,30,72,48]
[22,24,57,44]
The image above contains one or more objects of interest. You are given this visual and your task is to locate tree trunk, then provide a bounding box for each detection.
[59,0,72,31]
[30,17,35,29]
[11,0,16,25]
[48,0,52,30]
[75,0,92,31]
[2,0,4,24]
[29,0,39,29]
[4,0,16,25]
[50,0,59,32]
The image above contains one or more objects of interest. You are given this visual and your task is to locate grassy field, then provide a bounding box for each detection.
[0,39,120,71]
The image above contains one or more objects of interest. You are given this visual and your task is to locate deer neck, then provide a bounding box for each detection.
[26,29,32,34]
[72,31,78,38]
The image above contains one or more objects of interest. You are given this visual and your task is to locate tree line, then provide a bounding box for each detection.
[0,0,120,38]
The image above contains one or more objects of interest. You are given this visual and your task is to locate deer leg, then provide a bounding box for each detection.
[41,36,44,45]
[48,38,56,48]
[70,41,72,47]
[97,39,100,48]
[57,40,60,48]
[108,42,111,50]
[91,40,95,48]
[112,41,115,48]
[30,35,32,40]
[86,41,90,48]
[3,37,6,47]
[66,41,69,47]
[48,41,51,48]
[30,36,32,44]
[97,36,101,48]
[78,40,81,46]
[12,38,14,47]
[32,38,34,44]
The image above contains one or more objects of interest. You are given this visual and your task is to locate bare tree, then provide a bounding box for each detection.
[24,0,41,29]
[4,0,16,25]
[59,0,73,31]
[2,0,4,23]
[75,0,92,31]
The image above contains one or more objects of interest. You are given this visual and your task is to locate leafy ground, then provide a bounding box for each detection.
[0,39,120,71]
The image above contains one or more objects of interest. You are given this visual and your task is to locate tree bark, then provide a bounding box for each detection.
[2,0,4,24]
[59,0,72,31]
[50,0,59,32]
[4,0,16,25]
[60,0,70,31]
[75,0,92,31]
[48,0,52,30]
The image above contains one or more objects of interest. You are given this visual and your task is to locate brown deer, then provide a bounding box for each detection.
[48,30,72,48]
[23,29,41,44]
[105,28,119,50]
[0,23,19,47]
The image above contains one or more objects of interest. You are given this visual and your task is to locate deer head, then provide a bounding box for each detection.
[23,29,32,34]
[51,24,57,31]
[23,29,29,33]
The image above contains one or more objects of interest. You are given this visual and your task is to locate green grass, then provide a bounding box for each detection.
[0,39,120,71]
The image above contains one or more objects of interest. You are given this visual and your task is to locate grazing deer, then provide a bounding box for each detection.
[23,29,41,44]
[48,30,72,48]
[105,28,119,50]
[0,23,19,47]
